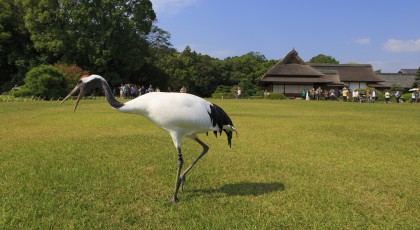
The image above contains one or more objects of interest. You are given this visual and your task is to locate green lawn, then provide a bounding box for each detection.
[1,99,419,229]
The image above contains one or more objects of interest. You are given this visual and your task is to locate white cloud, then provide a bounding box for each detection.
[353,38,371,45]
[383,38,420,53]
[151,0,199,16]
[368,60,419,73]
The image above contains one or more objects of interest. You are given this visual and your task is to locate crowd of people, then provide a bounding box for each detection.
[300,87,420,103]
[116,84,190,99]
[118,84,160,99]
[300,87,352,101]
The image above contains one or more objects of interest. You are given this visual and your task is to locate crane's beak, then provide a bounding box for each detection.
[60,84,85,113]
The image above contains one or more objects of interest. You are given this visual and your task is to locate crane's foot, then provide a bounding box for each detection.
[171,197,179,204]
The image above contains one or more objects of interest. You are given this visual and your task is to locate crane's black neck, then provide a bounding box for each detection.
[100,79,124,109]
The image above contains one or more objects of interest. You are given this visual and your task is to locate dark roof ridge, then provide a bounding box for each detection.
[377,73,415,75]
[310,63,373,67]
[281,49,306,64]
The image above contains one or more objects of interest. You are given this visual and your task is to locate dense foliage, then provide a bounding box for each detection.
[1,0,156,91]
[308,54,339,64]
[12,65,67,98]
[54,64,89,91]
[21,0,156,84]
[0,0,38,92]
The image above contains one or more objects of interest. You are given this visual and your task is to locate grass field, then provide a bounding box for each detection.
[1,98,419,229]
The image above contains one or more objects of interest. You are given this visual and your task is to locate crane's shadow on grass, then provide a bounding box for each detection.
[190,181,285,198]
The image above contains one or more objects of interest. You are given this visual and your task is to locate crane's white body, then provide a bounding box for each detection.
[120,92,219,148]
[62,75,236,203]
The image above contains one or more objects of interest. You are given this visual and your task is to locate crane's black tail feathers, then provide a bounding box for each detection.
[208,103,237,148]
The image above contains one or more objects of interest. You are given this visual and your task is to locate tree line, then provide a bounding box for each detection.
[1,0,342,98]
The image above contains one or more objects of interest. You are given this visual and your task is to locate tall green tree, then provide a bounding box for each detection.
[220,52,275,97]
[19,0,156,84]
[0,0,38,91]
[0,0,13,90]
[189,54,221,96]
[168,46,201,94]
[0,1,11,54]
[137,25,174,89]
[308,54,339,64]
[222,52,275,85]
[149,46,224,96]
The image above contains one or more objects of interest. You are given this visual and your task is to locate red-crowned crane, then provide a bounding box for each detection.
[61,75,237,203]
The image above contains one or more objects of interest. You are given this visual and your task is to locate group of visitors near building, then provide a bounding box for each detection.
[301,87,420,103]
[301,87,377,102]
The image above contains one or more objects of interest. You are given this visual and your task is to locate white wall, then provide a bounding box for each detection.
[273,84,312,94]
[347,82,367,90]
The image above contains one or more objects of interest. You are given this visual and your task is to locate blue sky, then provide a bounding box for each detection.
[151,0,420,72]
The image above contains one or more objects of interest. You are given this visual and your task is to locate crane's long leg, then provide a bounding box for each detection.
[179,137,209,188]
[172,147,183,203]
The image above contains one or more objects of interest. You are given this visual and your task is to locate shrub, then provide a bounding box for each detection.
[238,80,264,98]
[265,93,286,100]
[213,85,231,93]
[375,91,384,102]
[212,85,235,98]
[54,63,89,91]
[12,65,68,99]
[389,84,404,92]
[401,93,412,102]
[211,92,235,99]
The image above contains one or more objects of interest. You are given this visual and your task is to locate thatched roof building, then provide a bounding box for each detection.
[375,73,416,90]
[311,64,385,89]
[258,49,386,96]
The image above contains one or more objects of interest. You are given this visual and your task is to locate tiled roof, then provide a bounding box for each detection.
[310,64,385,82]
[376,74,416,88]
[398,69,418,74]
